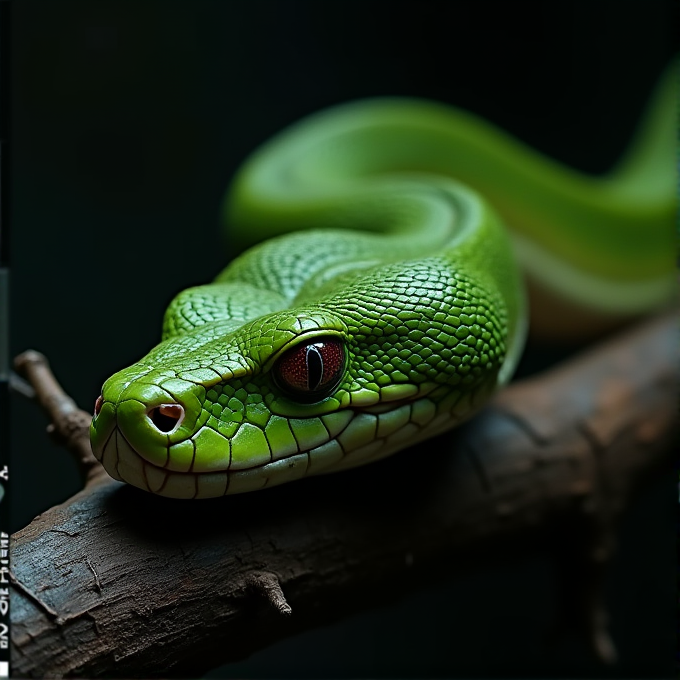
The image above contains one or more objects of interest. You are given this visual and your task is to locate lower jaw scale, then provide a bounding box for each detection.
[98,384,493,499]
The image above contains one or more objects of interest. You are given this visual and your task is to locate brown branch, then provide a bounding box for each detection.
[246,571,293,615]
[13,351,109,489]
[9,314,677,678]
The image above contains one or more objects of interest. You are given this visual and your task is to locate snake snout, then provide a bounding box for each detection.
[147,403,185,434]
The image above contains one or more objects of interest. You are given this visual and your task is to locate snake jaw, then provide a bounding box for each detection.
[90,370,498,499]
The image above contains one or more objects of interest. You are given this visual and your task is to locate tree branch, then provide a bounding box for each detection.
[9,314,677,678]
[13,351,108,489]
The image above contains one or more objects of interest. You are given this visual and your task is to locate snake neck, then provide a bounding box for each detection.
[165,178,526,382]
[223,88,676,329]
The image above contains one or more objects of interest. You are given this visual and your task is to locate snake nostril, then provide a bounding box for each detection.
[148,404,185,433]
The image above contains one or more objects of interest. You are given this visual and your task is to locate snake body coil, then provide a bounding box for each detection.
[90,68,676,499]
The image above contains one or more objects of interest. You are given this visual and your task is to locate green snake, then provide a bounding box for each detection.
[90,65,676,499]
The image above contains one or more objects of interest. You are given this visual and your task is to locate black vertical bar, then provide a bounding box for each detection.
[0,0,10,674]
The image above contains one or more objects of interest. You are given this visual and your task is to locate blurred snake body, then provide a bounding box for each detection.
[90,67,676,499]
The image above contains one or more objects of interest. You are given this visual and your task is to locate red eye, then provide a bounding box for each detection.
[94,394,103,416]
[274,337,345,402]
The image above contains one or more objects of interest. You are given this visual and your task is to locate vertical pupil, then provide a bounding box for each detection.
[306,344,324,390]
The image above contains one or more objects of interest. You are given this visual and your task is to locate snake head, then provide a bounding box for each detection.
[90,262,508,498]
[90,309,350,498]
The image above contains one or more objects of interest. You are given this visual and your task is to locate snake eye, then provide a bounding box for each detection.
[94,395,103,417]
[274,337,345,402]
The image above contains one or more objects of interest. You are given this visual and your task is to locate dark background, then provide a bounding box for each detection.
[9,1,678,677]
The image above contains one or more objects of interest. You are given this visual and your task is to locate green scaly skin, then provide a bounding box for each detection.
[90,64,676,499]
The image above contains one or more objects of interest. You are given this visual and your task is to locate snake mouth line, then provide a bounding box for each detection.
[95,425,359,499]
[92,381,493,499]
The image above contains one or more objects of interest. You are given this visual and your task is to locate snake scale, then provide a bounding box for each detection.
[90,65,676,499]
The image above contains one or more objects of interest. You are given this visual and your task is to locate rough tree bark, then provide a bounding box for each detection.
[9,314,677,678]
